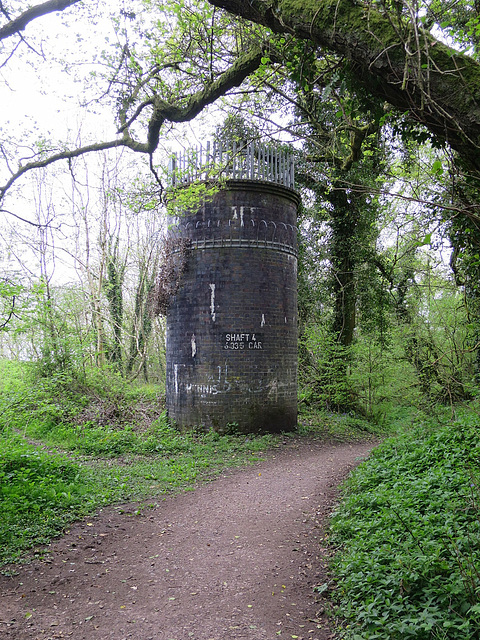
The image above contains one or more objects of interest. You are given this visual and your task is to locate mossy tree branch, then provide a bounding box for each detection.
[0,46,265,203]
[0,0,81,41]
[208,0,480,175]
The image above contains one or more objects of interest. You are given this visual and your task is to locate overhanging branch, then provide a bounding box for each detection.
[0,46,266,202]
[0,207,49,228]
[208,0,480,175]
[146,45,266,152]
[0,0,81,41]
[0,139,130,202]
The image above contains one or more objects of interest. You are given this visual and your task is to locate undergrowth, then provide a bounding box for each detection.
[0,433,97,565]
[329,407,480,639]
[0,359,383,568]
[298,405,390,441]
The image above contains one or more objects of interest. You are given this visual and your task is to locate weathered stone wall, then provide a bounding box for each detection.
[165,180,299,433]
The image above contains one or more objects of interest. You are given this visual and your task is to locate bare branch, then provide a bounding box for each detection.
[0,138,131,203]
[117,98,155,134]
[0,46,266,202]
[0,294,16,330]
[0,207,49,228]
[0,35,20,68]
[0,0,81,41]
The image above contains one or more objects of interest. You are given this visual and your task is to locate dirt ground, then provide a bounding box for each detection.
[0,439,375,640]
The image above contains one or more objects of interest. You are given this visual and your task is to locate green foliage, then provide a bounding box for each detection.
[300,322,355,411]
[330,410,480,639]
[166,180,221,218]
[298,405,389,440]
[0,359,27,394]
[0,360,279,565]
[0,364,166,447]
[0,433,96,564]
[300,322,422,420]
[299,198,477,418]
[26,282,85,379]
[349,331,421,419]
[425,0,480,58]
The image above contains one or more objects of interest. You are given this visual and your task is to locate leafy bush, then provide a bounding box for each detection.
[0,362,166,446]
[0,435,96,564]
[300,323,354,411]
[330,410,480,639]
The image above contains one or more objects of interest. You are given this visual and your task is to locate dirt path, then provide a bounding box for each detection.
[0,439,375,640]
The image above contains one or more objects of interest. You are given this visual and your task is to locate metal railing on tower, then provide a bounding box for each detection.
[168,140,295,189]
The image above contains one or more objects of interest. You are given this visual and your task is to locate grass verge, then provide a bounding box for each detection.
[329,406,480,640]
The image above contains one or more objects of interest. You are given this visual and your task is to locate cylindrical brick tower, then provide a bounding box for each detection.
[165,146,300,433]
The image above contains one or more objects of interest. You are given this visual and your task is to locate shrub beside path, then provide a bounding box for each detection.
[0,438,375,640]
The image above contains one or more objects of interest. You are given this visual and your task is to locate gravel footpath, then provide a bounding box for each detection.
[0,438,375,640]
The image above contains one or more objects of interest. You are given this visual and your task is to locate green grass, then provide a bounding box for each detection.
[0,359,384,568]
[329,407,480,640]
[0,361,282,566]
[298,405,392,441]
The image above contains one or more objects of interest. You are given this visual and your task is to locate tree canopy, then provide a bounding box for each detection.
[1,0,480,205]
[209,0,480,177]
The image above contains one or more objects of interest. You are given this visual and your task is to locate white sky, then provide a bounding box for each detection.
[1,2,120,151]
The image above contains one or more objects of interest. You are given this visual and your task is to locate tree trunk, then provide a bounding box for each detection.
[126,262,154,378]
[104,238,126,369]
[329,189,359,348]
